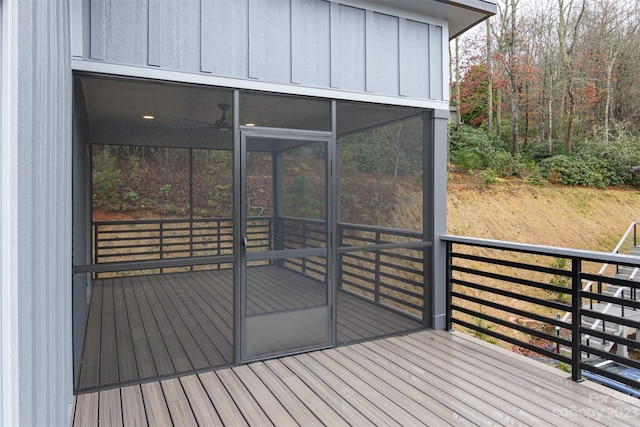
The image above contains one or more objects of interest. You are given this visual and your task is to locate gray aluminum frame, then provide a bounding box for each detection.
[237,125,336,362]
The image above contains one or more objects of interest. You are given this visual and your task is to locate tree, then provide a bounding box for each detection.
[557,0,587,151]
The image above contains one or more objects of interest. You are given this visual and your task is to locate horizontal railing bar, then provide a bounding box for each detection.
[581,291,640,311]
[451,251,569,277]
[580,308,640,328]
[452,303,572,348]
[94,217,233,225]
[377,260,423,277]
[338,241,431,254]
[443,235,640,267]
[339,222,423,239]
[378,293,422,312]
[74,255,234,273]
[341,269,375,284]
[451,317,573,364]
[377,282,422,300]
[451,291,571,330]
[379,250,423,264]
[377,274,423,292]
[452,265,572,296]
[582,364,640,393]
[582,327,640,354]
[340,281,375,296]
[581,272,640,290]
[451,277,571,312]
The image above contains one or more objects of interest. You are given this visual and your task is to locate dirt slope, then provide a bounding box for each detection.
[447,173,640,252]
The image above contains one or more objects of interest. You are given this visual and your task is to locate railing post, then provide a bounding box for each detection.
[446,241,453,331]
[374,230,381,303]
[159,222,164,274]
[93,224,99,279]
[189,219,194,271]
[571,257,582,382]
[302,220,307,275]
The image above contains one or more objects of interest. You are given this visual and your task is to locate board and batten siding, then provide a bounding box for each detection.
[1,0,74,426]
[76,0,447,102]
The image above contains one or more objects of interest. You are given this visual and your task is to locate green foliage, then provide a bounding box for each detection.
[123,187,140,204]
[340,117,423,178]
[449,125,512,174]
[92,146,122,209]
[450,148,484,172]
[207,184,232,217]
[160,183,173,194]
[468,316,497,345]
[547,258,570,302]
[480,168,498,185]
[283,175,323,219]
[488,151,517,177]
[525,163,546,187]
[539,154,617,189]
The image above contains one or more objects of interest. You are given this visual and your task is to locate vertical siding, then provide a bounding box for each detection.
[367,11,399,95]
[399,18,430,99]
[291,0,331,87]
[82,0,447,102]
[201,0,248,76]
[335,4,366,92]
[248,0,291,82]
[429,24,444,100]
[149,0,200,70]
[1,1,73,426]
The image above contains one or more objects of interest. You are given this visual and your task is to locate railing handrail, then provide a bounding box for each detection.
[441,234,640,267]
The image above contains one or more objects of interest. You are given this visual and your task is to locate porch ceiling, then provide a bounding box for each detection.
[77,74,422,150]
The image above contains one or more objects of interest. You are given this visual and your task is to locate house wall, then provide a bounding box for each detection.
[0,1,74,425]
[73,0,448,104]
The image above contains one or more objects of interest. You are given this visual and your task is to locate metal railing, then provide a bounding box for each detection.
[443,235,640,391]
[92,217,269,276]
[338,223,428,319]
[91,216,429,321]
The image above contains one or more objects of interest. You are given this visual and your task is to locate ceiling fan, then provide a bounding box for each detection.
[212,102,232,131]
[171,102,233,131]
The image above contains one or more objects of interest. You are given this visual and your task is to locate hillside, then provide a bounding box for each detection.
[446,172,640,252]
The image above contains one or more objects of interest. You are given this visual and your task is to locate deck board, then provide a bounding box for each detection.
[120,385,147,426]
[113,278,138,384]
[78,266,421,391]
[140,382,173,427]
[123,276,156,380]
[161,378,199,426]
[74,330,640,427]
[179,375,224,427]
[98,388,123,427]
[198,371,249,427]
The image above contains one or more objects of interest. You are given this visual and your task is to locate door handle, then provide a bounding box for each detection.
[242,235,248,252]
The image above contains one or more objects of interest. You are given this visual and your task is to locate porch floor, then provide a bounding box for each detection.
[73,329,640,426]
[77,266,422,392]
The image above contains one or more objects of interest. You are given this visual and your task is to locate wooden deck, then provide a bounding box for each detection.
[77,266,422,392]
[73,329,640,426]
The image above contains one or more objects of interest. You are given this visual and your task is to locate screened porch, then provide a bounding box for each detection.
[72,73,434,393]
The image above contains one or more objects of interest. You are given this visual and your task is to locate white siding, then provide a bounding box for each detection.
[1,1,73,426]
[81,0,447,102]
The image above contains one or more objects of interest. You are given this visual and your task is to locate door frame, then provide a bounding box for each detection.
[235,125,337,363]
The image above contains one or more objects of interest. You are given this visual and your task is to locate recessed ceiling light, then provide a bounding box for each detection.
[142,115,155,120]
[245,123,255,127]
